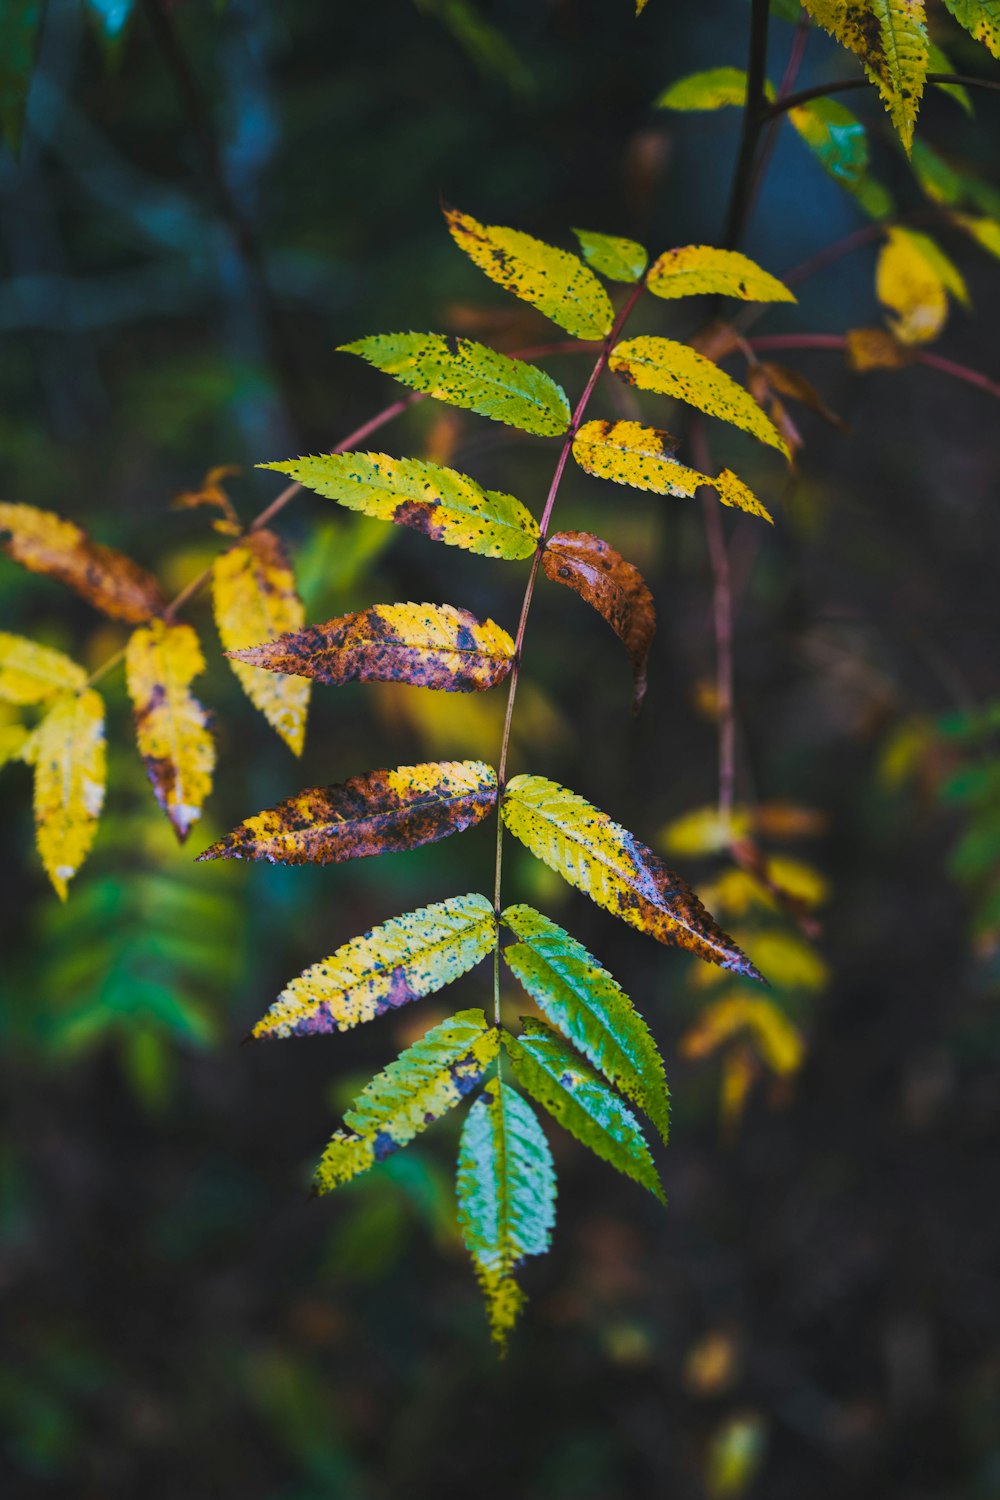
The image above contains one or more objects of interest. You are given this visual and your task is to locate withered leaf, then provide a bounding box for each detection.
[199,759,498,866]
[228,602,515,693]
[0,503,165,623]
[542,532,656,710]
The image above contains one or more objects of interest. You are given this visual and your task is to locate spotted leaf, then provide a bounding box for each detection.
[646,246,795,304]
[227,602,515,692]
[253,893,497,1039]
[22,689,106,899]
[609,337,790,457]
[542,532,656,709]
[260,452,539,561]
[572,228,648,283]
[199,759,498,866]
[0,632,86,704]
[941,0,1000,57]
[503,1020,664,1200]
[572,420,773,521]
[445,206,613,340]
[125,619,215,842]
[457,1078,556,1348]
[501,904,670,1143]
[339,332,570,436]
[314,1009,499,1191]
[212,528,310,755]
[501,774,762,978]
[0,502,164,623]
[802,0,929,153]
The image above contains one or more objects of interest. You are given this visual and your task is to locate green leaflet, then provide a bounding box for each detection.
[503,1020,664,1201]
[572,228,648,284]
[788,97,870,192]
[254,893,497,1039]
[259,451,540,560]
[457,1078,556,1348]
[314,1009,498,1193]
[501,903,670,1144]
[926,40,973,112]
[654,66,775,111]
[941,0,1000,59]
[339,332,571,436]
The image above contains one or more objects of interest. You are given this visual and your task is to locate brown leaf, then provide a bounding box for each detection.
[542,532,656,710]
[0,503,165,623]
[198,759,498,866]
[759,362,846,430]
[844,327,914,372]
[227,602,515,693]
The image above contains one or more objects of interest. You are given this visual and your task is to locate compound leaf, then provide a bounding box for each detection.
[228,602,515,692]
[253,893,497,1038]
[541,532,656,709]
[572,419,773,521]
[802,0,929,153]
[646,246,795,304]
[0,632,86,704]
[314,1009,498,1191]
[199,759,497,866]
[609,337,790,457]
[23,689,106,900]
[261,452,539,561]
[941,0,1000,58]
[503,1020,664,1200]
[501,773,762,978]
[125,619,215,842]
[0,502,164,623]
[572,228,648,283]
[445,205,614,340]
[339,333,571,436]
[501,903,670,1143]
[457,1078,556,1348]
[212,528,310,755]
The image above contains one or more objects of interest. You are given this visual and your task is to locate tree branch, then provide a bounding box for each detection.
[768,71,1000,116]
[722,0,773,249]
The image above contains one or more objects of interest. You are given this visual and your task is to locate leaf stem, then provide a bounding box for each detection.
[767,72,1000,117]
[747,332,1000,399]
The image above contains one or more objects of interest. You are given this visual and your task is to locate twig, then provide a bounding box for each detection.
[722,0,773,249]
[747,332,1000,399]
[767,72,1000,117]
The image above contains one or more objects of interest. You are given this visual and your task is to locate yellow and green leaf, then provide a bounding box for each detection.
[572,419,773,521]
[445,206,614,340]
[802,0,929,153]
[654,67,774,111]
[941,0,1000,59]
[876,226,966,344]
[572,228,648,283]
[23,689,106,899]
[0,632,86,704]
[253,893,497,1038]
[646,246,795,304]
[125,619,216,842]
[261,452,540,561]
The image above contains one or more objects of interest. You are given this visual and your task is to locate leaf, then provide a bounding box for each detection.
[788,97,870,191]
[925,40,973,111]
[941,0,1000,58]
[211,528,310,755]
[227,602,516,693]
[314,1010,498,1191]
[654,67,774,111]
[609,338,790,457]
[501,903,670,1143]
[660,804,751,855]
[23,690,106,900]
[503,1020,664,1200]
[681,993,805,1075]
[572,228,648,284]
[501,774,763,978]
[0,632,86,704]
[0,720,28,769]
[759,363,846,430]
[572,419,774,522]
[199,759,498,866]
[876,226,963,344]
[541,532,656,710]
[953,212,1000,260]
[0,503,165,623]
[692,928,828,992]
[0,0,43,154]
[339,332,571,436]
[260,452,540,561]
[844,325,913,369]
[444,206,614,341]
[124,619,216,842]
[645,246,795,304]
[253,893,497,1038]
[802,0,929,153]
[457,1078,556,1348]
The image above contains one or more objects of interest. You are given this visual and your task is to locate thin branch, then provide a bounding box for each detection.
[768,71,1000,116]
[747,332,1000,400]
[722,0,773,249]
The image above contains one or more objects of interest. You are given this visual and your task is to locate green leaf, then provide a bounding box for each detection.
[339,332,571,436]
[941,0,1000,59]
[654,66,774,111]
[788,97,869,191]
[926,39,973,112]
[503,1020,664,1200]
[0,0,42,154]
[953,212,1000,261]
[501,903,670,1143]
[259,452,540,560]
[457,1078,556,1347]
[572,229,648,284]
[910,139,966,206]
[445,206,614,340]
[610,336,790,457]
[253,893,497,1038]
[314,1009,499,1192]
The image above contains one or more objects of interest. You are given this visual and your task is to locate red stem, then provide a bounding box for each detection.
[748,333,1000,400]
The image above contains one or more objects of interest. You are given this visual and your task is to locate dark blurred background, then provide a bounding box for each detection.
[2,1,1000,1496]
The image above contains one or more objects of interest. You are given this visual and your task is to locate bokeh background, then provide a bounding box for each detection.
[2,1,1000,1496]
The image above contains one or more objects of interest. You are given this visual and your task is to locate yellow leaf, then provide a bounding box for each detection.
[609,337,790,457]
[941,0,1000,59]
[680,993,805,1074]
[125,619,216,841]
[692,928,829,992]
[445,206,614,340]
[952,212,1000,260]
[0,632,86,703]
[572,421,773,521]
[0,721,28,768]
[713,469,774,523]
[655,67,775,111]
[876,226,951,343]
[659,804,751,856]
[23,689,106,899]
[212,528,310,754]
[646,246,795,304]
[0,503,165,623]
[803,0,929,153]
[845,326,912,369]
